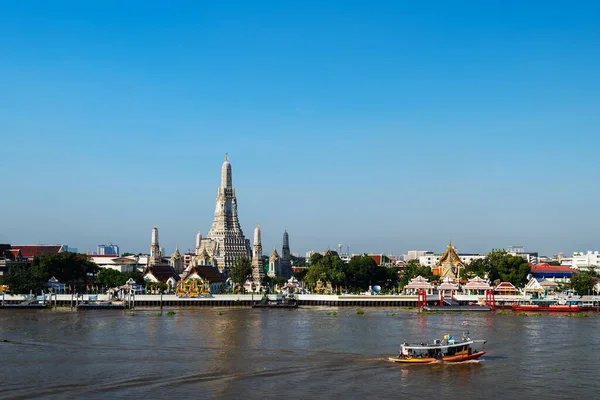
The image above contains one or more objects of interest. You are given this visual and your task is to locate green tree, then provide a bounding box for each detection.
[145,279,168,293]
[304,253,346,288]
[33,252,99,291]
[5,262,47,294]
[570,268,598,295]
[399,259,433,289]
[309,252,324,266]
[230,255,253,293]
[465,258,489,278]
[96,268,141,289]
[122,252,134,257]
[345,255,376,290]
[487,250,530,287]
[294,268,309,282]
[290,255,306,267]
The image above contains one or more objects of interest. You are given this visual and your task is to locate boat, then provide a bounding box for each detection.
[388,332,486,363]
[252,294,298,309]
[511,302,580,312]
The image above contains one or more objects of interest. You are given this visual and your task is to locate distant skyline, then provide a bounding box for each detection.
[2,1,599,256]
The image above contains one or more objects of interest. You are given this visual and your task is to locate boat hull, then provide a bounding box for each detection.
[389,351,486,364]
[511,305,580,312]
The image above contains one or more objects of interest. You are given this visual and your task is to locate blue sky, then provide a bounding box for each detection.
[1,1,599,257]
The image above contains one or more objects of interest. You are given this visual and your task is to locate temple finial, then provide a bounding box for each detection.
[225,152,229,161]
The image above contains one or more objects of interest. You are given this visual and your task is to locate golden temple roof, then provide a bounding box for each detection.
[435,242,465,280]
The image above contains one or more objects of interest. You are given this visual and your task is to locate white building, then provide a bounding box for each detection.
[87,254,147,273]
[419,252,485,268]
[404,250,430,261]
[507,245,538,264]
[561,251,600,270]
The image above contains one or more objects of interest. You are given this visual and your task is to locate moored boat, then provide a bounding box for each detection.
[252,294,298,309]
[511,301,580,312]
[388,332,486,364]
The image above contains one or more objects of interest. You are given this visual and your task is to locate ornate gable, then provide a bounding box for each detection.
[435,242,465,279]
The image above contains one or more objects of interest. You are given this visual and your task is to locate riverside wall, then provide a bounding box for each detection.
[0,293,534,308]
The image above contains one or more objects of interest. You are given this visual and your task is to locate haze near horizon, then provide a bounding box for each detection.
[1,1,599,257]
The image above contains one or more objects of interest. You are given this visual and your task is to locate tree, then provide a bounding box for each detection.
[466,258,489,279]
[309,253,324,266]
[4,262,47,294]
[485,250,530,287]
[399,259,433,289]
[290,255,306,267]
[294,268,309,282]
[32,252,99,291]
[230,256,253,293]
[96,268,142,289]
[570,268,598,295]
[122,252,134,257]
[304,253,346,288]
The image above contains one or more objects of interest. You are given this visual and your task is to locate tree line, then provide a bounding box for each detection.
[1,252,144,294]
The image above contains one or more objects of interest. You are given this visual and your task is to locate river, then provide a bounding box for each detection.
[0,307,597,399]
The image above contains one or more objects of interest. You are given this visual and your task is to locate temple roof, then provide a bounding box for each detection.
[531,263,574,273]
[181,265,224,282]
[438,277,458,290]
[435,243,465,269]
[495,282,518,291]
[10,245,63,258]
[143,265,180,283]
[463,276,492,290]
[404,275,432,290]
[270,247,280,260]
[171,246,182,260]
[199,247,210,259]
[524,277,544,292]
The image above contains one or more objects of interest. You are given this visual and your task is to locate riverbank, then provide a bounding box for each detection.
[4,293,598,309]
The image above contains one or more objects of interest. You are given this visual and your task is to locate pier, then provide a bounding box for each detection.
[2,293,580,309]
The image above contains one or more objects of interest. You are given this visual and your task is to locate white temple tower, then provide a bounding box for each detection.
[149,225,161,266]
[195,230,202,255]
[252,224,265,284]
[199,154,251,273]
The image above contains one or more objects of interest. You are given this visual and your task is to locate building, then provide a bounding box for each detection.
[268,247,281,277]
[97,244,119,256]
[366,253,393,267]
[9,245,65,261]
[251,225,265,285]
[149,225,162,266]
[87,254,140,273]
[561,251,600,270]
[430,243,466,281]
[404,250,430,261]
[196,154,251,273]
[170,246,184,274]
[530,263,574,282]
[280,231,292,279]
[419,248,485,268]
[507,245,539,264]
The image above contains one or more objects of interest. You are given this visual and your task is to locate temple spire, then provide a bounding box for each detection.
[221,153,232,188]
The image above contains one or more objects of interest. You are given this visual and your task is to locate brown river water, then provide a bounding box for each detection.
[1,307,598,399]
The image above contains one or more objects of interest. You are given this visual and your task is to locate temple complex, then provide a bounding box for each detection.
[432,242,465,282]
[196,154,251,273]
[252,224,265,285]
